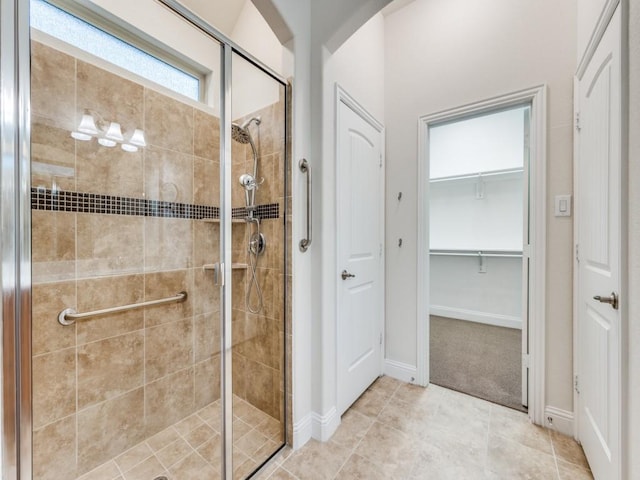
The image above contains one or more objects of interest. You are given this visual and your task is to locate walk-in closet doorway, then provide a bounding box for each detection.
[417,87,547,418]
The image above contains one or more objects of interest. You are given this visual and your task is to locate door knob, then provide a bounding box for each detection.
[593,292,619,310]
[341,270,355,280]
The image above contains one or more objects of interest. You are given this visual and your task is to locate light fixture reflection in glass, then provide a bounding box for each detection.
[77,113,99,135]
[129,129,146,147]
[71,131,92,141]
[70,111,145,153]
[121,143,138,152]
[98,138,117,147]
[104,122,124,142]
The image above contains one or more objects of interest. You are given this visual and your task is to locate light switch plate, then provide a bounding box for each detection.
[554,194,572,217]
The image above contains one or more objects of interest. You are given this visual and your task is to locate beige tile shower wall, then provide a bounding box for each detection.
[30,41,222,479]
[231,94,287,423]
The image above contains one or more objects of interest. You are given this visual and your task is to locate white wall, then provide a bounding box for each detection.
[384,0,577,412]
[263,0,390,448]
[263,0,314,448]
[430,175,524,250]
[313,12,386,437]
[230,1,284,118]
[577,0,610,63]
[626,0,639,477]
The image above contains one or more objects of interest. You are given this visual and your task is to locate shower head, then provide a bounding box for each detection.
[241,116,261,130]
[231,123,251,144]
[231,116,261,145]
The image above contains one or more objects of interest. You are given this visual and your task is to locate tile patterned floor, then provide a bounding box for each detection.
[256,377,593,480]
[75,396,284,480]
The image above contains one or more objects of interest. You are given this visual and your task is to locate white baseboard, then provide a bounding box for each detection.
[311,406,340,442]
[292,407,340,448]
[430,305,522,330]
[384,359,418,383]
[544,406,574,437]
[292,414,312,450]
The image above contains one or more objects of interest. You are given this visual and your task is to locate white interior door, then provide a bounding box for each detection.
[337,94,384,416]
[576,7,621,479]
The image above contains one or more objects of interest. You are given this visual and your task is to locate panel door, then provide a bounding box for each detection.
[576,6,622,479]
[337,98,384,416]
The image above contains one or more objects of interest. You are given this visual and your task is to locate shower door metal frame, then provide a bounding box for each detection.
[1,0,33,478]
[1,0,289,477]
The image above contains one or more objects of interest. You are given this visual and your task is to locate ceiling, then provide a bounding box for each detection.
[178,0,247,35]
[381,0,415,17]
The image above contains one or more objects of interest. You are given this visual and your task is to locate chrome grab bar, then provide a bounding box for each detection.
[58,291,188,326]
[299,158,312,252]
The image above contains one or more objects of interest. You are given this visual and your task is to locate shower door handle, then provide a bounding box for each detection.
[299,159,312,252]
[203,262,224,286]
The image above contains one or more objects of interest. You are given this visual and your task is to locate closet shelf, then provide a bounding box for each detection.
[430,167,523,184]
[429,249,522,258]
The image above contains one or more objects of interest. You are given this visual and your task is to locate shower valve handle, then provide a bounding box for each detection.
[341,270,356,280]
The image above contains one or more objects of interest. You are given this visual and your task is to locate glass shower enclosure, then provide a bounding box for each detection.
[2,0,288,478]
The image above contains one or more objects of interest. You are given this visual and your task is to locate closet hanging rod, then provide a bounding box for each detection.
[429,249,522,258]
[429,167,524,183]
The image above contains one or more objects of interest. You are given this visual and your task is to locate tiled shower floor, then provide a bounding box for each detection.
[76,396,283,480]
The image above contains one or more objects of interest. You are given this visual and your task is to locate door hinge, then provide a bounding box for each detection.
[522,353,530,368]
[575,244,580,264]
[379,243,383,257]
[379,154,383,168]
[575,112,581,132]
[574,374,580,395]
[379,332,383,345]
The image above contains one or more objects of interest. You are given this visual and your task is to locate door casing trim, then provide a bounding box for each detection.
[416,85,547,427]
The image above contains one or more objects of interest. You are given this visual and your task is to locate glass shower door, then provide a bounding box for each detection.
[29,1,225,478]
[229,52,287,478]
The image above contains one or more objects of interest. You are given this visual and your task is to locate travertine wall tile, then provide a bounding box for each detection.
[77,388,145,474]
[77,332,144,408]
[144,269,192,327]
[31,42,75,130]
[76,214,144,278]
[33,416,77,480]
[144,216,194,271]
[31,119,76,191]
[32,348,76,428]
[145,368,195,435]
[195,355,221,409]
[32,210,76,283]
[32,281,76,356]
[145,318,194,382]
[144,146,194,203]
[144,89,193,155]
[194,108,220,161]
[75,140,144,198]
[76,274,144,344]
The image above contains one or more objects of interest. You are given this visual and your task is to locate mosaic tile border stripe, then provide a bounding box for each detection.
[31,188,279,220]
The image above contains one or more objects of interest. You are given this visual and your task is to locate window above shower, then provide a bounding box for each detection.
[30,0,205,101]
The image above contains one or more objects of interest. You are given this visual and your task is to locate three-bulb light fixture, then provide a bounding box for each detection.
[71,110,146,152]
